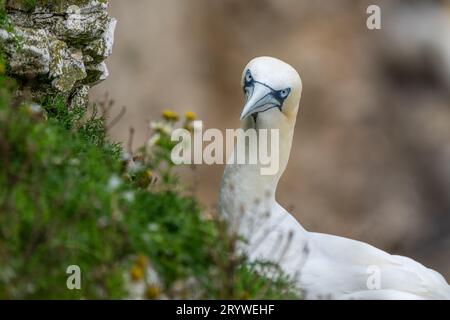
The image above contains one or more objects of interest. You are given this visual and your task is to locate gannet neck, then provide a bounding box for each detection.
[219,108,297,218]
[242,108,297,181]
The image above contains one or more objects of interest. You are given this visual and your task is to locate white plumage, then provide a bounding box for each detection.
[219,56,450,300]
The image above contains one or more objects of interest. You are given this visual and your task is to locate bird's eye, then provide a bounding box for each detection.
[245,70,253,83]
[279,88,291,99]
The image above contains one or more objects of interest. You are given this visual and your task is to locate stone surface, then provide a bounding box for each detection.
[0,0,116,106]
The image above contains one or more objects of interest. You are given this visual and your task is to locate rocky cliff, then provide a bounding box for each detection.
[0,0,115,106]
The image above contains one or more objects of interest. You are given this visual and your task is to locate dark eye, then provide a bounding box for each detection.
[279,88,290,99]
[245,70,253,83]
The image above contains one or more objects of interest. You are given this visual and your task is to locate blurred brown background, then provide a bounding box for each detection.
[91,0,450,278]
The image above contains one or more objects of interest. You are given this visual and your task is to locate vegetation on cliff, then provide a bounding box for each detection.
[0,0,298,299]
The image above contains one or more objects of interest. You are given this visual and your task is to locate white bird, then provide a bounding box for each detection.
[219,56,450,300]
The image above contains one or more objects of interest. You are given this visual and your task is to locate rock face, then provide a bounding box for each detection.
[0,0,116,106]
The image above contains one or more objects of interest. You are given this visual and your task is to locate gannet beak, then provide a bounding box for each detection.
[240,82,281,120]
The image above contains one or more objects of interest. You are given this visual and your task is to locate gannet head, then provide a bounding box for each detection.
[240,56,302,122]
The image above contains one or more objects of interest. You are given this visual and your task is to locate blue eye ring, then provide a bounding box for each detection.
[245,70,253,84]
[278,88,291,99]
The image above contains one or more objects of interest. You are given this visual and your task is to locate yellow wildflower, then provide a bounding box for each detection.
[130,265,145,281]
[136,254,149,268]
[162,109,179,122]
[185,111,197,121]
[137,170,154,188]
[145,284,161,300]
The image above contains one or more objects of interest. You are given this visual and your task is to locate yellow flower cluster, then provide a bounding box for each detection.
[183,111,197,132]
[161,110,197,122]
[162,109,180,122]
[145,170,153,179]
[130,265,144,281]
[185,111,197,121]
[157,109,199,133]
[137,169,154,188]
[136,254,149,268]
[129,254,162,299]
[145,285,161,300]
[130,254,149,281]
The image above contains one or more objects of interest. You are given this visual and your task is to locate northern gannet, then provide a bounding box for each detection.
[219,56,450,300]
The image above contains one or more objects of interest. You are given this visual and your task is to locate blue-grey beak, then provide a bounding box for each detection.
[240,82,282,120]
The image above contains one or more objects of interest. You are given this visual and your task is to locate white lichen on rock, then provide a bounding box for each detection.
[1,0,116,105]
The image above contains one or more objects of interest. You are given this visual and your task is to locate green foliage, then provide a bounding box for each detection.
[23,0,37,11]
[0,0,13,36]
[123,190,215,288]
[0,79,127,298]
[0,57,299,299]
[238,262,300,299]
[0,1,23,54]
